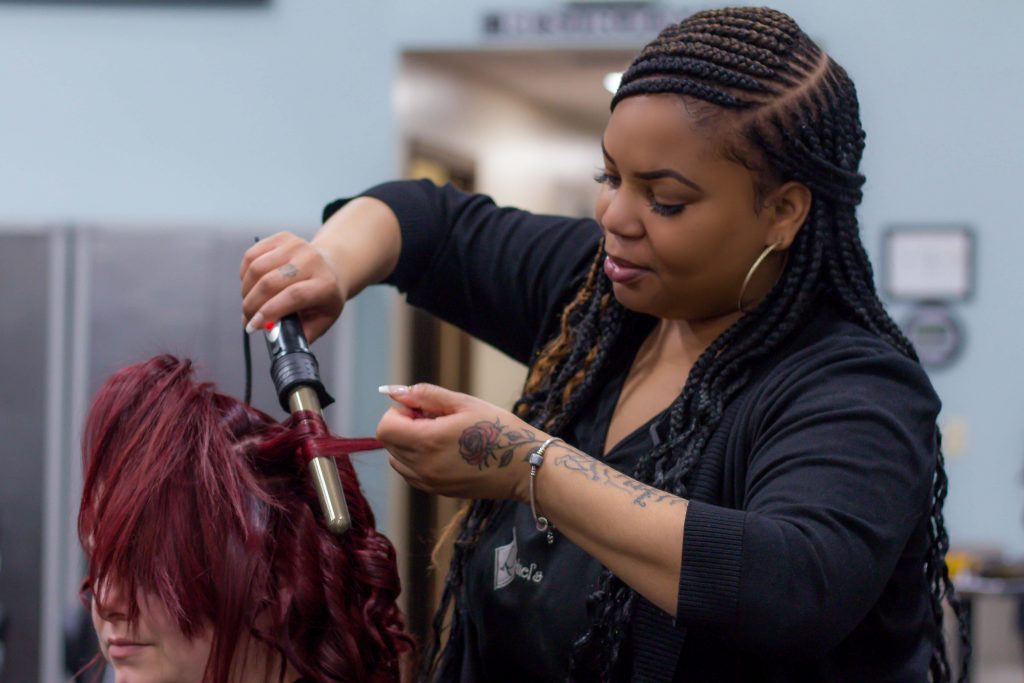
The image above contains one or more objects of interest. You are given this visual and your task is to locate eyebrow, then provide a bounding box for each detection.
[602,141,704,193]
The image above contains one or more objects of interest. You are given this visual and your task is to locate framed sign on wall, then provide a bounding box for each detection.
[882,225,974,302]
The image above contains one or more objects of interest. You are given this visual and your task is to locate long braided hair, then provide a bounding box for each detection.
[422,7,967,682]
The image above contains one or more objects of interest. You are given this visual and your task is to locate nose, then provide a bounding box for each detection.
[92,579,129,622]
[597,186,645,240]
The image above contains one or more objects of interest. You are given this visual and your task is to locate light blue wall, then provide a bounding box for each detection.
[775,1,1024,557]
[2,1,1021,553]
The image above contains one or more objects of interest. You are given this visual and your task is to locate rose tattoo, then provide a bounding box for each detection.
[458,419,538,469]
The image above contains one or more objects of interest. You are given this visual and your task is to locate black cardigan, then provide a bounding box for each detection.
[325,180,941,682]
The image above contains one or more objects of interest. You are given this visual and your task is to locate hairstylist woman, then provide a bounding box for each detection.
[240,8,966,682]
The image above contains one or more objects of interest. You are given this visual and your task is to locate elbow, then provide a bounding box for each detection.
[740,605,851,660]
[736,553,869,659]
[735,515,888,659]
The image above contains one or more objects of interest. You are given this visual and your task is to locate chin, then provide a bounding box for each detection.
[610,285,674,318]
[611,287,651,314]
[111,668,145,683]
[612,287,731,322]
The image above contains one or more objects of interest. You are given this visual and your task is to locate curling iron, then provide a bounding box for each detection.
[263,314,352,534]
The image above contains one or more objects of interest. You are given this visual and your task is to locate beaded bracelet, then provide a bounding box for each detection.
[528,437,560,544]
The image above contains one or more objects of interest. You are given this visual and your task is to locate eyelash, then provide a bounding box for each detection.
[593,172,687,217]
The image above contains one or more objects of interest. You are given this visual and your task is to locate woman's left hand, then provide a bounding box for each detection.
[376,384,549,501]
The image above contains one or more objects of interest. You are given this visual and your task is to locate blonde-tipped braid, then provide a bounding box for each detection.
[518,240,606,407]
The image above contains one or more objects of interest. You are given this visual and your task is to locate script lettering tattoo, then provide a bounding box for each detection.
[457,419,539,470]
[277,263,299,278]
[552,447,683,508]
[553,447,603,481]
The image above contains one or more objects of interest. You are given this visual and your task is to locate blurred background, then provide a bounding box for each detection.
[1,0,1021,681]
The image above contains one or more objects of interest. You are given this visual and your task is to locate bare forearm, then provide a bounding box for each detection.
[312,195,402,300]
[528,441,686,615]
[450,419,687,614]
[411,408,687,613]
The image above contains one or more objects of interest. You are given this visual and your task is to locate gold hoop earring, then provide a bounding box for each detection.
[738,243,783,313]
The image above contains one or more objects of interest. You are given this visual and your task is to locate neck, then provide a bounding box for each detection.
[653,310,743,365]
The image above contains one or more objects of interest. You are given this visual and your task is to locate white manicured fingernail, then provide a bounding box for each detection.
[378,385,410,396]
[245,312,264,335]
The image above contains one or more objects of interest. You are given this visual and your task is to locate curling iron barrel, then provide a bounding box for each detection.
[264,314,351,534]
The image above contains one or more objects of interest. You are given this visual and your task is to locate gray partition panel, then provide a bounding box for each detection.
[0,233,50,683]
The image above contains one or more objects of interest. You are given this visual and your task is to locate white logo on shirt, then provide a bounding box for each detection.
[494,528,544,590]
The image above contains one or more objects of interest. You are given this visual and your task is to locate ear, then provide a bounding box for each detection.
[764,181,812,249]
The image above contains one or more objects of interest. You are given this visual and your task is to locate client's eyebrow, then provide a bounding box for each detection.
[602,141,704,193]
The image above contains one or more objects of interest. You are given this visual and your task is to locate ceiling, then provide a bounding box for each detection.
[404,48,637,133]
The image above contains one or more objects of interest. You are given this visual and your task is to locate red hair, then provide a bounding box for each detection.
[78,355,414,682]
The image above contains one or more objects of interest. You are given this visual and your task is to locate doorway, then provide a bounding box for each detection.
[391,46,631,641]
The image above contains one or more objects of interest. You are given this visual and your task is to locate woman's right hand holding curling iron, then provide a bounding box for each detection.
[240,196,402,343]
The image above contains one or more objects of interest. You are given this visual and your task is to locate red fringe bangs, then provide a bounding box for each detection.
[78,355,413,683]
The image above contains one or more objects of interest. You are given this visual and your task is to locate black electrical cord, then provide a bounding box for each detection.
[243,328,252,405]
[243,236,259,405]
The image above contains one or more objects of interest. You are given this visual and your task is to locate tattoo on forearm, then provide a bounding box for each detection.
[277,263,299,278]
[552,447,684,508]
[458,419,540,470]
[454,423,682,507]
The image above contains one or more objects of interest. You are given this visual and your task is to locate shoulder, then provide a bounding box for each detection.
[747,305,941,436]
[722,307,943,510]
[762,305,936,394]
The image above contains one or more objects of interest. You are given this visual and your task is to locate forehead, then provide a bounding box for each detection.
[603,93,736,169]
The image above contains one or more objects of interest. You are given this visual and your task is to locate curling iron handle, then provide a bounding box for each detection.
[288,386,352,535]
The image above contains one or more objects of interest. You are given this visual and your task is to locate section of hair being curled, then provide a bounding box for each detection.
[78,354,413,683]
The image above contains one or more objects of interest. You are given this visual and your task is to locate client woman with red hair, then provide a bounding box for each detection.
[77,355,413,683]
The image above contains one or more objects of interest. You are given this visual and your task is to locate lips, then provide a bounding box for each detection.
[107,637,151,659]
[603,254,650,284]
[607,253,643,268]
